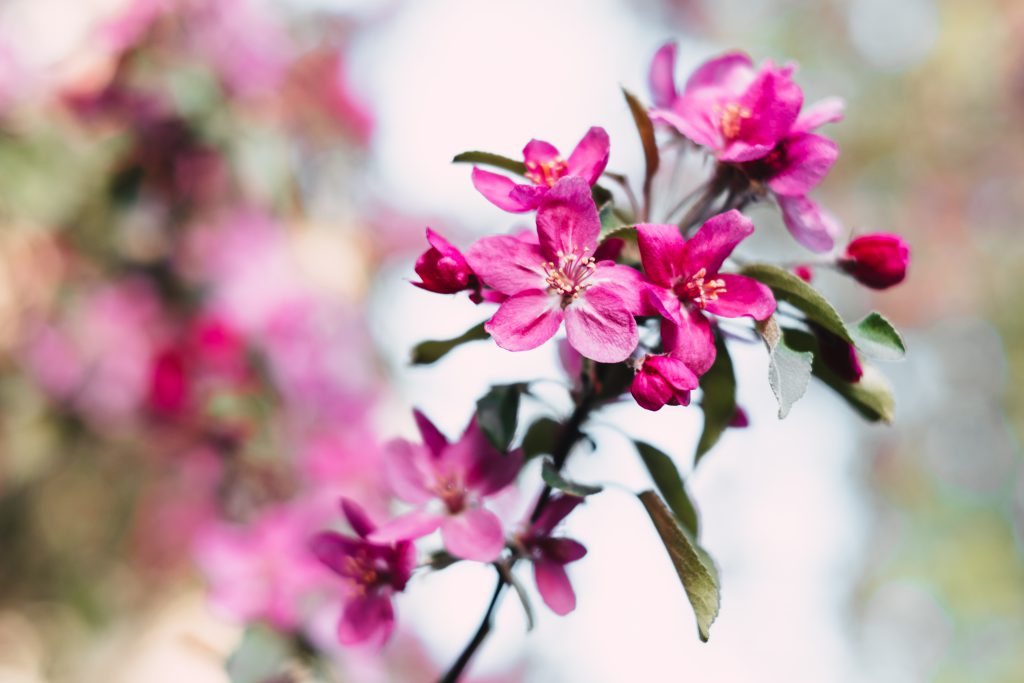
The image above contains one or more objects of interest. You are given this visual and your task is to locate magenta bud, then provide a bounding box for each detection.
[412,227,479,297]
[630,355,699,412]
[840,233,909,290]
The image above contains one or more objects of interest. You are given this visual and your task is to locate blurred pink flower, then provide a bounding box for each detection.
[517,494,587,615]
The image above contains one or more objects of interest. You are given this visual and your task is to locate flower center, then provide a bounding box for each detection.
[717,102,752,141]
[525,157,569,188]
[677,267,726,309]
[433,474,467,514]
[542,247,597,305]
[341,549,384,594]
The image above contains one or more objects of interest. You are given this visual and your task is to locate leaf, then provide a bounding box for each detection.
[741,264,852,343]
[785,329,896,423]
[638,491,720,642]
[426,550,461,571]
[695,334,736,463]
[850,312,906,361]
[634,441,699,537]
[410,321,489,365]
[476,383,527,452]
[452,150,527,176]
[520,417,561,461]
[599,203,626,236]
[756,316,813,419]
[226,625,293,683]
[541,457,603,497]
[591,183,614,209]
[622,88,659,193]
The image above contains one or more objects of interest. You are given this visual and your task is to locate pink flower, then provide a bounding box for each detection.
[370,411,523,562]
[312,499,416,647]
[840,233,910,289]
[412,228,482,302]
[637,211,775,375]
[649,45,803,163]
[466,178,646,363]
[471,128,610,213]
[516,495,587,615]
[630,354,699,411]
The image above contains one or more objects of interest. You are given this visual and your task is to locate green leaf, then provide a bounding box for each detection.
[452,150,526,176]
[850,312,906,361]
[756,316,813,419]
[520,417,561,461]
[541,457,603,497]
[410,321,489,365]
[226,626,292,683]
[638,491,720,642]
[591,183,614,209]
[599,203,627,237]
[741,264,852,343]
[476,383,527,452]
[621,88,659,192]
[695,335,736,463]
[426,550,461,571]
[634,441,699,537]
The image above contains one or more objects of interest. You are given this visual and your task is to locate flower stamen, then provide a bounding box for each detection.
[681,267,727,309]
[525,157,569,188]
[542,246,598,306]
[716,103,753,140]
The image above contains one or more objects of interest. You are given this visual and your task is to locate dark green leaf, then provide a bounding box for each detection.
[741,264,852,343]
[452,151,526,176]
[226,625,292,683]
[521,417,561,461]
[756,316,813,419]
[850,312,906,361]
[591,183,614,208]
[476,383,526,452]
[621,88,659,192]
[634,441,699,537]
[426,550,461,571]
[638,491,720,642]
[410,321,489,365]
[541,457,603,497]
[695,334,736,463]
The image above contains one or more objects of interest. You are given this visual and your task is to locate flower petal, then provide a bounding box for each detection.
[507,183,547,211]
[648,41,678,109]
[683,51,754,95]
[649,101,721,150]
[368,509,444,545]
[531,493,583,536]
[564,287,638,363]
[566,127,610,185]
[484,289,563,353]
[471,167,533,213]
[534,560,577,615]
[637,223,687,287]
[441,507,505,562]
[445,416,523,494]
[536,537,588,564]
[631,366,674,411]
[412,408,448,458]
[729,62,803,151]
[310,531,364,576]
[341,498,376,538]
[465,235,547,296]
[522,139,561,165]
[662,309,716,376]
[703,274,776,320]
[766,133,838,197]
[647,355,699,401]
[777,195,839,253]
[793,96,845,134]
[682,209,754,277]
[590,262,647,315]
[535,177,601,259]
[383,439,435,504]
[338,593,395,646]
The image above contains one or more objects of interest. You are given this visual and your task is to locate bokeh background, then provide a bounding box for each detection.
[0,0,1021,681]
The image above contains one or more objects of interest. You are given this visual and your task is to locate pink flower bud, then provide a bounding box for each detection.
[412,228,480,301]
[793,265,813,283]
[630,355,698,412]
[840,233,909,290]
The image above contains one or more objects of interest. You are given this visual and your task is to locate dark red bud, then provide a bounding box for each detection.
[840,233,909,290]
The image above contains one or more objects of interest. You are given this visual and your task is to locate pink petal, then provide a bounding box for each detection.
[508,183,548,211]
[563,287,638,363]
[531,494,582,536]
[703,274,776,320]
[310,531,364,575]
[662,309,716,376]
[535,177,601,260]
[793,96,845,134]
[766,133,838,197]
[425,227,465,262]
[631,367,674,411]
[471,167,533,213]
[522,139,561,165]
[648,42,678,108]
[590,262,648,315]
[383,440,435,504]
[731,62,803,147]
[485,289,563,352]
[534,560,577,615]
[637,223,687,287]
[341,498,376,538]
[537,537,588,564]
[683,51,754,95]
[649,101,721,151]
[645,285,685,327]
[441,507,505,562]
[566,127,610,184]
[338,594,395,646]
[682,210,754,277]
[368,509,444,545]
[445,416,522,493]
[465,235,547,296]
[647,354,698,397]
[413,409,449,458]
[777,195,839,253]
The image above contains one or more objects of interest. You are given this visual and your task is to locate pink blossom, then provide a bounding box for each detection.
[471,128,610,213]
[370,411,522,562]
[649,45,803,163]
[630,354,699,411]
[840,233,910,290]
[311,499,416,647]
[412,228,482,302]
[637,212,775,375]
[516,495,587,615]
[466,178,646,363]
